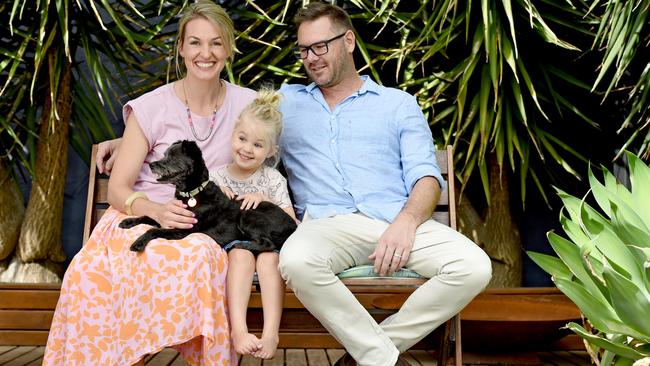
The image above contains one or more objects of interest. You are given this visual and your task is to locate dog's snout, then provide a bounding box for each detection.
[150,160,161,171]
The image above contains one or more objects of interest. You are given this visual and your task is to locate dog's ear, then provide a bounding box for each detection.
[179,140,200,156]
[180,140,208,170]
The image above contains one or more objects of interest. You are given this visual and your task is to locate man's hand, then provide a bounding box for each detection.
[369,213,418,276]
[236,192,268,210]
[96,138,123,175]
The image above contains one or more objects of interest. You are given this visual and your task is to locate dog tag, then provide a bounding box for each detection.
[187,197,197,207]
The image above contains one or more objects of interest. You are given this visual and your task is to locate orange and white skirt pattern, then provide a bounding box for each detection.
[43,207,235,366]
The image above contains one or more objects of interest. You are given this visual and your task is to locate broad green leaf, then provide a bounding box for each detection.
[556,190,609,236]
[554,278,632,337]
[627,245,650,294]
[602,167,632,207]
[627,152,650,229]
[526,251,572,280]
[547,232,606,298]
[586,222,642,284]
[603,266,650,338]
[610,203,650,249]
[567,322,648,359]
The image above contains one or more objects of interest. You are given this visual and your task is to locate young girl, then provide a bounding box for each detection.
[211,88,296,359]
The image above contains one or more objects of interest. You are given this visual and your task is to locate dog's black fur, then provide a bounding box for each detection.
[119,140,297,254]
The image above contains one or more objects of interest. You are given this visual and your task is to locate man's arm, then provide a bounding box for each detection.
[96,138,123,175]
[369,176,441,276]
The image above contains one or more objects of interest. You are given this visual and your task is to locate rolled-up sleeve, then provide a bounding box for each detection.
[398,96,446,193]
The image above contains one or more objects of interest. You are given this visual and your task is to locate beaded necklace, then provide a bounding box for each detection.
[182,80,223,141]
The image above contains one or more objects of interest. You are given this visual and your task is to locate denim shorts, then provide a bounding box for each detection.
[222,240,280,254]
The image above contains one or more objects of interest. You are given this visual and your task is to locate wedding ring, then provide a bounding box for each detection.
[393,253,402,258]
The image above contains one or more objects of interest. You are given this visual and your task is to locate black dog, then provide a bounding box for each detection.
[119,140,297,254]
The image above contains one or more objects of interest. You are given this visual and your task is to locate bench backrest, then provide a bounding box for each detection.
[83,145,456,244]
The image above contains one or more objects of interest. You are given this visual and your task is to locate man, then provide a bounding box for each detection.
[277,3,491,366]
[96,3,491,365]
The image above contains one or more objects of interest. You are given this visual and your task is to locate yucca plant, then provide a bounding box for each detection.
[528,152,650,365]
[0,0,178,281]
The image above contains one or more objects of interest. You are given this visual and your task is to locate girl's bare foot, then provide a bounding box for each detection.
[232,331,262,355]
[253,334,279,359]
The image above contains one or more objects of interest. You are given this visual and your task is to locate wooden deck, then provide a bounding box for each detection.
[0,346,590,365]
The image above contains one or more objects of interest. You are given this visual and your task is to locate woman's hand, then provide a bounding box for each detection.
[236,193,268,210]
[152,199,197,229]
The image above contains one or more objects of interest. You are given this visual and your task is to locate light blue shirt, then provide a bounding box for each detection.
[279,76,445,223]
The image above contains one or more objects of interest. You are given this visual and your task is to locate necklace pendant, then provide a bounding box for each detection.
[187,197,197,207]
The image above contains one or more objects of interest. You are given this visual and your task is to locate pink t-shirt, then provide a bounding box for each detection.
[123,81,256,203]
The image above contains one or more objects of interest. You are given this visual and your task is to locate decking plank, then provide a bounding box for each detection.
[0,347,591,365]
[146,348,179,366]
[24,356,44,366]
[325,349,345,365]
[2,346,44,366]
[408,350,436,366]
[168,352,189,365]
[285,349,308,366]
[261,350,284,366]
[0,347,16,355]
[0,346,36,363]
[306,349,330,366]
[240,354,262,366]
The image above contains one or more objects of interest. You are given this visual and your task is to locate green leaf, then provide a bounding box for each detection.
[587,223,642,284]
[515,58,548,120]
[627,245,650,294]
[554,278,631,337]
[547,232,606,298]
[354,30,382,85]
[627,152,650,230]
[603,266,650,338]
[566,322,648,359]
[500,0,518,58]
[526,251,572,280]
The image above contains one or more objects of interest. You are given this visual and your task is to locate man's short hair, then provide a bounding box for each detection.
[293,2,353,32]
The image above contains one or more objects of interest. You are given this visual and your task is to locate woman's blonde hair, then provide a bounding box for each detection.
[174,0,235,78]
[236,87,283,167]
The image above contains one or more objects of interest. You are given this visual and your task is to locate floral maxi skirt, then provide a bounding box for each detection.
[43,207,235,366]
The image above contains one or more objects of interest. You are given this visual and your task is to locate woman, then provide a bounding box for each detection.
[43,2,256,365]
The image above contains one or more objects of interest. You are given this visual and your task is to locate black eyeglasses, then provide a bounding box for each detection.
[293,32,347,60]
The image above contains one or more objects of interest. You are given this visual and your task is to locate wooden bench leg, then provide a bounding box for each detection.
[454,314,462,366]
[436,314,462,366]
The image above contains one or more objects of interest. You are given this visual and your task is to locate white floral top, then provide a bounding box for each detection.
[211,165,293,209]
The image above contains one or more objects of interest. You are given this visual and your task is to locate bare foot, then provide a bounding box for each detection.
[232,331,262,355]
[253,334,279,359]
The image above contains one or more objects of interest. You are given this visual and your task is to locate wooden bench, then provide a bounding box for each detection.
[0,145,463,365]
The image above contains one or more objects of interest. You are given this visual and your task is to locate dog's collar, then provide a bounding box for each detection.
[178,179,209,207]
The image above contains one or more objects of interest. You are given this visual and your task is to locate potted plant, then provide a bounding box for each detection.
[528,152,650,365]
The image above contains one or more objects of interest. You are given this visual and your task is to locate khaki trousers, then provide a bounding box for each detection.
[279,213,492,366]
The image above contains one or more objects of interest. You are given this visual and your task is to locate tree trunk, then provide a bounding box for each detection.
[0,159,24,260]
[16,57,71,267]
[456,153,522,287]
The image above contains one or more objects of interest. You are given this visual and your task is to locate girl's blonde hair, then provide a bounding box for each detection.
[174,0,235,78]
[236,87,283,168]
